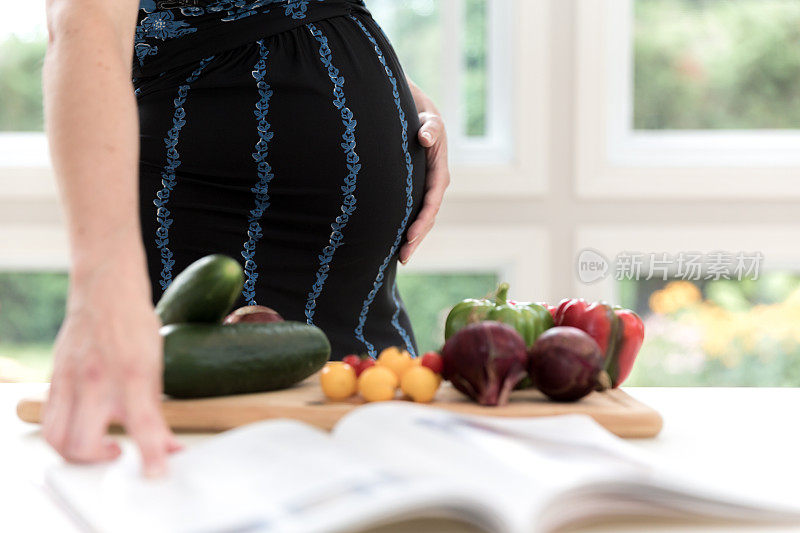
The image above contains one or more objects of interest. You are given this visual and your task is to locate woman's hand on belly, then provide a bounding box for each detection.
[399,78,451,265]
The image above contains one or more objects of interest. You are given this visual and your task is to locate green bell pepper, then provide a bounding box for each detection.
[444,282,554,348]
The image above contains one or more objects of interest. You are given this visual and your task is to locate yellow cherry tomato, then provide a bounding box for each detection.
[320,362,357,401]
[376,346,414,380]
[400,365,440,403]
[358,366,398,402]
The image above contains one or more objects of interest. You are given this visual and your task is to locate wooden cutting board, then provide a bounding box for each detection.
[16,377,662,438]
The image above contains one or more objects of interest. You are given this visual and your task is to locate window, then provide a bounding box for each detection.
[633,0,800,131]
[0,37,45,132]
[0,1,47,168]
[575,0,800,197]
[0,1,45,132]
[366,0,512,164]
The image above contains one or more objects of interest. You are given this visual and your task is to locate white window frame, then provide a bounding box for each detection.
[575,0,800,199]
[449,0,548,197]
[0,134,54,199]
[0,223,69,270]
[439,0,513,165]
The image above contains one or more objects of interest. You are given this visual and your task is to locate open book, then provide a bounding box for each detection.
[47,402,800,533]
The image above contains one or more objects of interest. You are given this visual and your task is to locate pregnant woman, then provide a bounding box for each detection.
[42,0,449,476]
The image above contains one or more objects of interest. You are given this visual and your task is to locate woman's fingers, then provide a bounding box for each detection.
[124,379,173,478]
[166,435,185,454]
[44,341,121,463]
[42,333,78,457]
[41,377,75,457]
[63,378,119,462]
[401,114,450,264]
[46,356,174,472]
[417,111,443,147]
[400,197,439,263]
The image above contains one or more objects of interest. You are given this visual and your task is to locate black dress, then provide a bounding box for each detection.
[133,0,426,359]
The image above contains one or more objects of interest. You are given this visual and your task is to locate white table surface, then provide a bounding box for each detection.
[2,384,799,533]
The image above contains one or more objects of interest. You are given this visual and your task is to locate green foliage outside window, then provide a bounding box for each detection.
[0,272,68,343]
[0,272,68,381]
[634,0,800,129]
[397,271,498,354]
[0,36,46,131]
[463,0,487,136]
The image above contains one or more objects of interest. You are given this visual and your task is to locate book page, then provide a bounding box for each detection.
[332,403,652,532]
[332,403,800,533]
[46,404,800,533]
[47,419,401,533]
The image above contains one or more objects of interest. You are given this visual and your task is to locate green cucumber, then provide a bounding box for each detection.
[156,254,244,325]
[162,322,331,398]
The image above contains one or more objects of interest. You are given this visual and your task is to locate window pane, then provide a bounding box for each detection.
[369,0,444,109]
[367,0,489,139]
[0,37,45,132]
[397,271,498,354]
[619,273,800,386]
[463,0,488,136]
[0,2,45,132]
[0,271,66,382]
[633,0,800,130]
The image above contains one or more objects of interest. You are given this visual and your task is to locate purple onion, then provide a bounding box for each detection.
[441,321,528,406]
[527,326,608,402]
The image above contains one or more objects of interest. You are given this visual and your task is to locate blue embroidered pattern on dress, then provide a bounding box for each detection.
[134,0,332,66]
[179,1,275,21]
[135,7,195,65]
[240,40,275,305]
[350,16,416,357]
[153,56,215,291]
[391,279,415,355]
[139,10,197,39]
[303,22,360,325]
[134,32,159,65]
[285,0,322,19]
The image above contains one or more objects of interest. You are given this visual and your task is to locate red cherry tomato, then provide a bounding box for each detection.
[420,352,443,375]
[356,358,376,376]
[342,354,361,369]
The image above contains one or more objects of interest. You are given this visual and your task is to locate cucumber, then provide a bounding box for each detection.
[156,254,244,325]
[162,322,331,398]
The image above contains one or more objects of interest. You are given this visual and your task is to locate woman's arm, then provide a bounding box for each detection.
[400,77,451,264]
[42,0,179,476]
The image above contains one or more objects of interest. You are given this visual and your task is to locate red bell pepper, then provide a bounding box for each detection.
[552,299,644,388]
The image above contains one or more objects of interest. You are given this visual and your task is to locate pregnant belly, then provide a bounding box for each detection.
[135,14,426,357]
